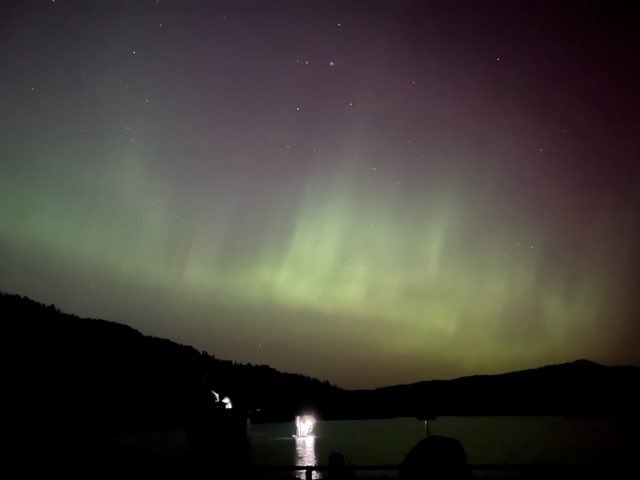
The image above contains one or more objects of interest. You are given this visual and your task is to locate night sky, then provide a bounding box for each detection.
[1,1,639,388]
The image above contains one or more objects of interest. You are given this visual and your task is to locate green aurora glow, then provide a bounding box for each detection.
[1,1,639,387]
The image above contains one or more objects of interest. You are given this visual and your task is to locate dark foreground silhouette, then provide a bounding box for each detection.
[400,435,472,480]
[5,292,639,422]
[4,292,639,477]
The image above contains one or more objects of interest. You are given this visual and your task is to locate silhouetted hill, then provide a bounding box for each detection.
[4,292,639,430]
[4,292,345,474]
[2,292,339,432]
[348,359,640,419]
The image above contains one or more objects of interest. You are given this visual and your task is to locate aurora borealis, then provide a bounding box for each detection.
[1,1,639,388]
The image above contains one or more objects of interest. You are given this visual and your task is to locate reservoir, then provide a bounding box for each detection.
[250,416,636,478]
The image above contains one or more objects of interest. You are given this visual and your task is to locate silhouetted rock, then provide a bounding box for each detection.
[400,435,472,480]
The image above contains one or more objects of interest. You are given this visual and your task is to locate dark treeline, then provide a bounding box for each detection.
[6,294,640,429]
[4,291,339,474]
[3,292,340,430]
[358,359,640,418]
[5,292,640,476]
[5,291,640,433]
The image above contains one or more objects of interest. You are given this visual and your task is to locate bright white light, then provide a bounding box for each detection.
[222,397,232,409]
[211,390,220,402]
[295,415,316,437]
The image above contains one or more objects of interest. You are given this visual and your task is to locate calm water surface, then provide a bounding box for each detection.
[250,416,636,478]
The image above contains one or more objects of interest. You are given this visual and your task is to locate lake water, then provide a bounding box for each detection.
[249,416,637,478]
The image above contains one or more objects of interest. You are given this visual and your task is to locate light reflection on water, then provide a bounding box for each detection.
[295,435,320,479]
[252,416,635,477]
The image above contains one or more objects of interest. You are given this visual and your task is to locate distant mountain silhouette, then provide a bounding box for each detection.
[350,358,640,419]
[4,291,639,430]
